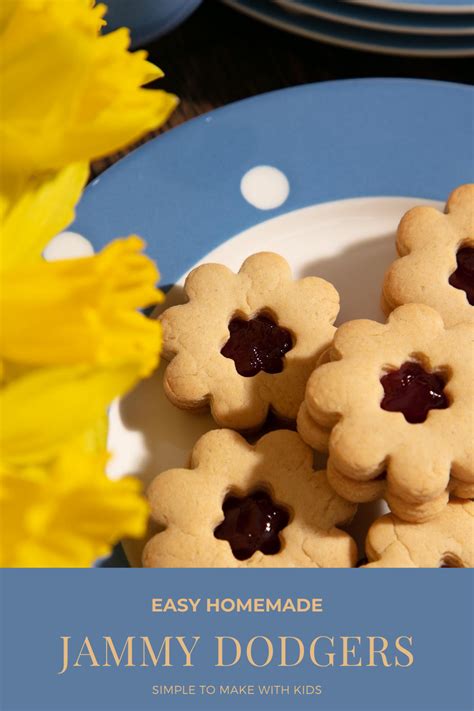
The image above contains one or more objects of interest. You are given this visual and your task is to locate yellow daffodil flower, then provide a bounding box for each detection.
[1,362,151,466]
[0,229,163,562]
[0,0,178,180]
[0,0,177,567]
[0,431,148,567]
[1,236,163,371]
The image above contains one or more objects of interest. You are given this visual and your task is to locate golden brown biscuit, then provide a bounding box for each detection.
[364,498,473,568]
[297,303,474,523]
[143,429,357,568]
[160,252,339,430]
[382,184,474,326]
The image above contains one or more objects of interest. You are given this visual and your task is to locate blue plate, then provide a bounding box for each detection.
[347,0,474,13]
[222,0,474,56]
[277,0,474,34]
[70,78,473,567]
[73,78,473,287]
[103,0,202,47]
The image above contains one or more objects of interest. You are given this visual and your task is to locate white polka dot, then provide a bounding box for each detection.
[43,231,94,261]
[240,165,290,210]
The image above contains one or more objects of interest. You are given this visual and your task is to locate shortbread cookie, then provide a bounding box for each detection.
[382,184,474,326]
[143,429,357,568]
[160,252,339,430]
[297,303,474,523]
[364,499,474,568]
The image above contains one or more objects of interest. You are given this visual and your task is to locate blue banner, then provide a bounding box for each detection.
[1,570,472,711]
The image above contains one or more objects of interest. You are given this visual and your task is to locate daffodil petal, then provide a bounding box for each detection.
[1,236,163,369]
[69,90,179,163]
[1,3,177,175]
[1,162,89,270]
[0,435,148,567]
[0,363,144,465]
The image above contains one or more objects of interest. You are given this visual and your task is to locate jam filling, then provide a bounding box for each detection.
[221,314,293,377]
[214,489,290,561]
[448,246,474,305]
[439,554,464,568]
[380,361,449,424]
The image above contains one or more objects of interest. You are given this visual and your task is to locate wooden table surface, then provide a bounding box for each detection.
[92,0,473,177]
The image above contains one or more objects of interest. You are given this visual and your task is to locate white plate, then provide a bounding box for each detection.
[107,196,441,562]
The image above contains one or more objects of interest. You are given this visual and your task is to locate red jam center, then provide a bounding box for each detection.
[221,314,293,377]
[448,246,474,305]
[214,489,290,561]
[439,554,463,568]
[380,361,449,424]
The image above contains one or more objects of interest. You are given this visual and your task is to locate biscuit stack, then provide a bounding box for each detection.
[143,184,474,569]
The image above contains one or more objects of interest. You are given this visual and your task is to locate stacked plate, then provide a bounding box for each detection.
[221,0,474,57]
[104,0,202,47]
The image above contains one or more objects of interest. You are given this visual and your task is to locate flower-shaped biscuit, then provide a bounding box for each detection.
[364,499,473,568]
[382,184,474,326]
[297,304,474,523]
[142,429,357,568]
[161,252,339,430]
